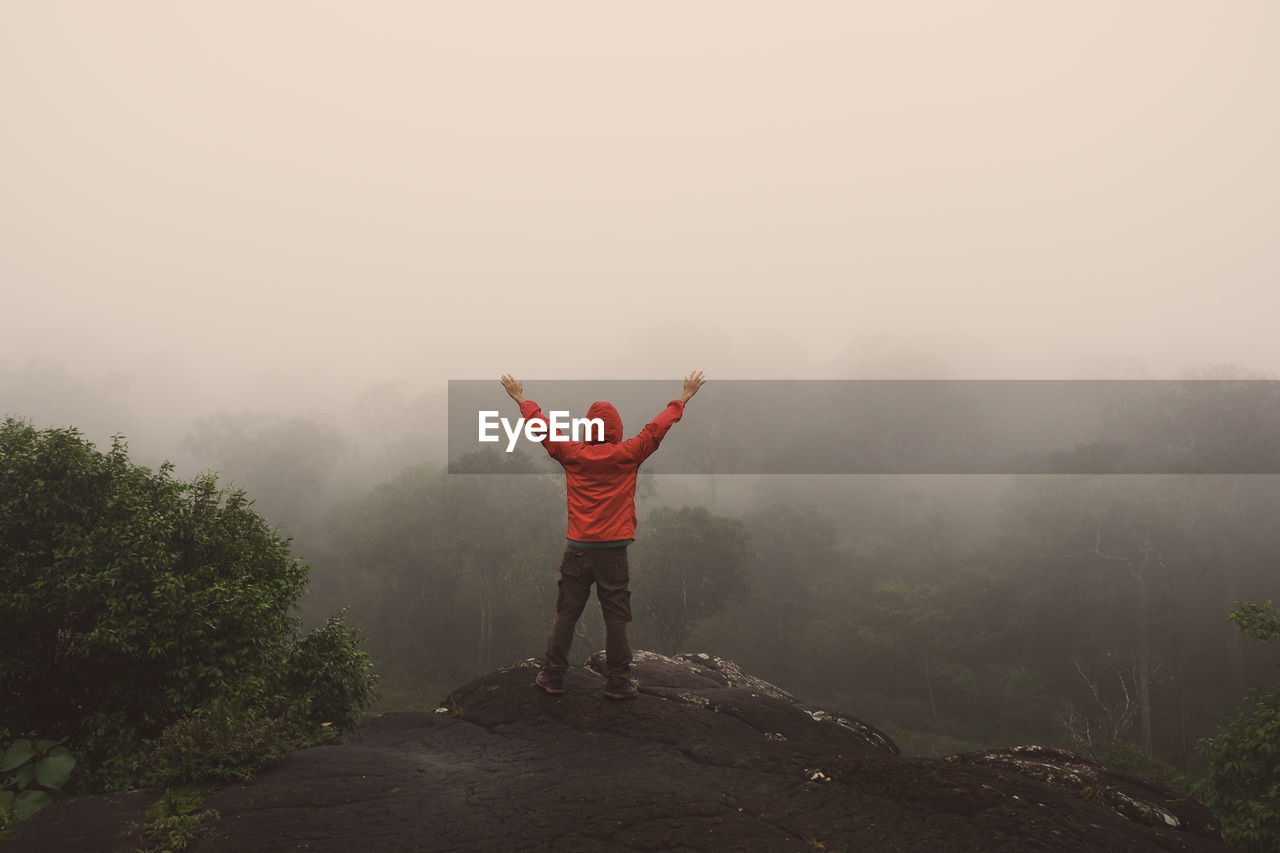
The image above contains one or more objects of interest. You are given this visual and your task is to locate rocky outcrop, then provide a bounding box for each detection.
[951,745,1219,839]
[8,651,1228,852]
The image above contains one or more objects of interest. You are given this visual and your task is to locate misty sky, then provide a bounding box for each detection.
[4,2,1278,429]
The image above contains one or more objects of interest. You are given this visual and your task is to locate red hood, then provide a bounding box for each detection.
[587,401,623,443]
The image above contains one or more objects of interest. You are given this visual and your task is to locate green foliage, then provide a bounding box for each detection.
[1230,600,1280,645]
[146,699,338,787]
[0,737,76,826]
[0,418,374,791]
[873,579,949,635]
[724,502,846,686]
[93,700,333,792]
[269,613,378,730]
[127,784,220,853]
[1194,600,1280,852]
[863,579,953,723]
[321,453,563,690]
[144,783,219,824]
[1195,689,1280,852]
[128,809,220,853]
[632,505,751,654]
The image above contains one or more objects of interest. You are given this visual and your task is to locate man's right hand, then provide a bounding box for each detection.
[680,370,707,404]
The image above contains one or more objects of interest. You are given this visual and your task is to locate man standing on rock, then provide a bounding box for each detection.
[500,371,707,700]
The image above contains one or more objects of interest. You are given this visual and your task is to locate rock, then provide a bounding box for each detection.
[0,787,157,853]
[949,745,1220,839]
[5,652,1230,852]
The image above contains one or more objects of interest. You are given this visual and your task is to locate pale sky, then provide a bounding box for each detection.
[3,1,1278,428]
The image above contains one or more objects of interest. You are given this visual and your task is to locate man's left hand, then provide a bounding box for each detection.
[501,374,526,404]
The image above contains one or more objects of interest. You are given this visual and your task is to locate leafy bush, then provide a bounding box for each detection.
[94,699,338,792]
[1195,690,1280,851]
[269,613,377,730]
[147,699,335,785]
[1194,600,1280,852]
[127,809,220,853]
[127,785,221,853]
[0,737,76,825]
[0,418,374,789]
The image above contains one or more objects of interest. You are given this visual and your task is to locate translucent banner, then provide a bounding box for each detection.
[447,380,1280,474]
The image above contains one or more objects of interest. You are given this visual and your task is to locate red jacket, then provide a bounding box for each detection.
[518,398,685,543]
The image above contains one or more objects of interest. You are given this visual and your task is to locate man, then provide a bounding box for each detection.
[500,371,707,700]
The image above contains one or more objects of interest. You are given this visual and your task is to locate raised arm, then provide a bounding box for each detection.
[499,374,569,462]
[679,370,707,405]
[501,374,526,405]
[622,371,707,463]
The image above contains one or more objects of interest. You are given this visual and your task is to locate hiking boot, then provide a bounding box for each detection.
[534,670,565,695]
[603,677,638,700]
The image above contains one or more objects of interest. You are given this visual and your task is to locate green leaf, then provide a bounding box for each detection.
[0,741,33,773]
[34,750,75,790]
[0,790,13,812]
[13,789,52,821]
[11,765,35,791]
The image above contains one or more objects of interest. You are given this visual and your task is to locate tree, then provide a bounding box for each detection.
[448,449,566,673]
[322,449,563,687]
[865,579,954,725]
[631,506,751,654]
[1195,600,1280,852]
[731,502,847,686]
[1000,471,1233,759]
[0,418,374,780]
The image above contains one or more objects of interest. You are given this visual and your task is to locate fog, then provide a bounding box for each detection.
[4,2,1280,782]
[5,3,1279,437]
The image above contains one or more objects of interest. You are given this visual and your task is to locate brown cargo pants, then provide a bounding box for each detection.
[543,545,633,680]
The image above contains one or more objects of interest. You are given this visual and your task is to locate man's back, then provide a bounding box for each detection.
[516,396,686,543]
